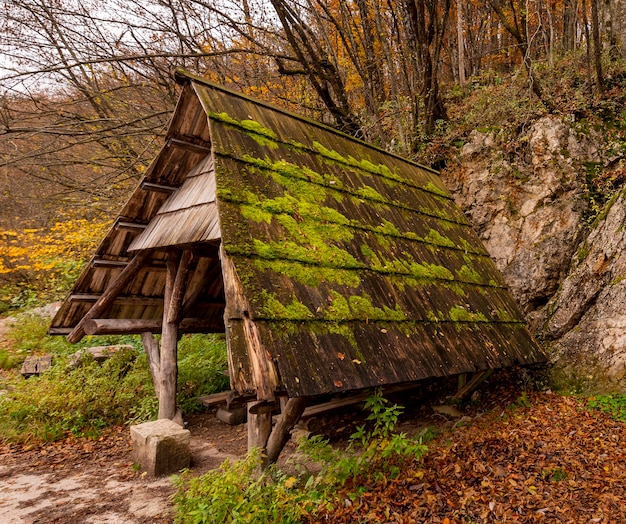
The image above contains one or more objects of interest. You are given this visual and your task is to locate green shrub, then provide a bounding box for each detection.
[173,390,429,523]
[173,449,314,524]
[588,394,626,422]
[0,348,154,442]
[177,334,230,413]
[0,348,20,370]
[0,316,230,443]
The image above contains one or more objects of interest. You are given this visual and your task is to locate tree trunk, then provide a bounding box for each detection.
[591,0,605,92]
[562,0,578,52]
[457,0,466,84]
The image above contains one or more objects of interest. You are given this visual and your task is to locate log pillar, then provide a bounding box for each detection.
[158,251,181,420]
[266,397,308,463]
[247,401,273,454]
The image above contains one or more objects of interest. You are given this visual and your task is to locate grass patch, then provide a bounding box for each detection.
[0,314,229,443]
[173,390,429,523]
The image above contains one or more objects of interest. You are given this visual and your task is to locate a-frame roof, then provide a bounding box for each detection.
[51,70,546,400]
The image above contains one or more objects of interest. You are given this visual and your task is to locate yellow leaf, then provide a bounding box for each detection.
[284,476,297,488]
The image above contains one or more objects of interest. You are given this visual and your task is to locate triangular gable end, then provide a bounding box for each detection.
[50,70,546,409]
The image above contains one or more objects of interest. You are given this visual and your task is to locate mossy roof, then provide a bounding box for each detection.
[50,70,546,399]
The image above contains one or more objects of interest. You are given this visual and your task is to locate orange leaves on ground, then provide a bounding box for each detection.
[313,392,626,523]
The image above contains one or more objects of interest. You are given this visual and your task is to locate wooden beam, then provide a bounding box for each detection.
[451,369,495,401]
[168,137,212,154]
[196,390,260,409]
[85,319,160,334]
[48,327,72,335]
[167,249,192,324]
[114,219,148,232]
[140,181,177,193]
[83,317,223,335]
[67,250,153,343]
[70,294,163,306]
[91,259,128,268]
[266,397,308,463]
[90,258,167,270]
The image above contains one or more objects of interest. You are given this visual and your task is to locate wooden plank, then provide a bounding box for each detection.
[21,355,52,377]
[157,171,216,213]
[67,250,154,343]
[48,327,72,335]
[69,294,163,306]
[128,203,221,251]
[168,137,212,154]
[196,390,260,408]
[90,259,128,268]
[114,220,148,232]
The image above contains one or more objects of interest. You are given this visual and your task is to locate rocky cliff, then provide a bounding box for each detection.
[442,115,626,392]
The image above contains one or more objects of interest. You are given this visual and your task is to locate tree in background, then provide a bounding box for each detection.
[1,0,625,300]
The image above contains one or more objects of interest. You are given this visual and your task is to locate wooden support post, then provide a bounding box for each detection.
[247,400,273,463]
[158,250,182,420]
[141,332,161,398]
[266,397,308,463]
[67,250,153,343]
[167,249,192,324]
[452,369,495,401]
[457,373,467,392]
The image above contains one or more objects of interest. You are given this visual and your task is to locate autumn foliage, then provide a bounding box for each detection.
[0,218,111,305]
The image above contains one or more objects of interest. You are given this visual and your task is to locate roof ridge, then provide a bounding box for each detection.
[174,68,441,177]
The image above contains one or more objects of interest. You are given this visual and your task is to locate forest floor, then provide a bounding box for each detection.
[1,377,625,523]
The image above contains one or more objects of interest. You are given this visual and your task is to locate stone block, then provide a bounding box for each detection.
[130,419,190,477]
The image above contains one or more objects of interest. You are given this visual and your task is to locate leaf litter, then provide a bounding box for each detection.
[313,390,626,523]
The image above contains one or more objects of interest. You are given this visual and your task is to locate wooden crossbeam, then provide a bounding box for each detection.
[67,250,153,343]
[91,259,128,268]
[83,317,224,335]
[451,369,495,400]
[167,137,212,154]
[69,294,163,306]
[114,219,148,232]
[140,181,178,193]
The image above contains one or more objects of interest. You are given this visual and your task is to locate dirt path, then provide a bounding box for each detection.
[0,415,248,524]
[0,306,248,523]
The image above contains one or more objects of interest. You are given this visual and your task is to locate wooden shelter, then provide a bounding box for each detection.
[50,70,546,460]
